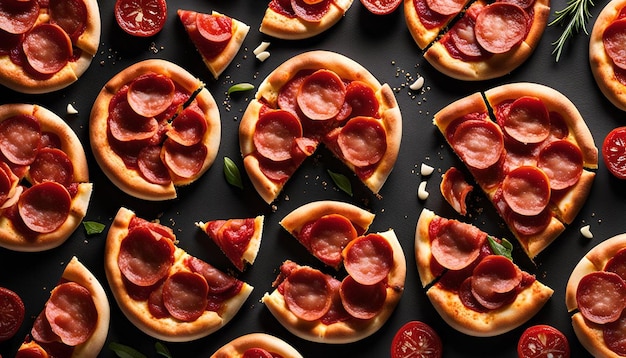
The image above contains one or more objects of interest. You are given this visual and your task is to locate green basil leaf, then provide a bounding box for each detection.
[327,170,352,197]
[224,157,243,189]
[155,342,172,358]
[227,83,254,95]
[487,236,513,260]
[109,342,147,358]
[83,221,105,235]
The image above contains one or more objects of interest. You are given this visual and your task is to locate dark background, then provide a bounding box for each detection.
[1,0,624,357]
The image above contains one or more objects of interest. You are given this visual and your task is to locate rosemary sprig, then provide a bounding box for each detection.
[549,0,595,62]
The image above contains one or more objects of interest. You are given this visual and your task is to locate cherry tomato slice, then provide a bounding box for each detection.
[517,324,570,358]
[603,126,626,179]
[114,0,167,37]
[360,0,403,15]
[390,321,442,358]
[0,287,25,342]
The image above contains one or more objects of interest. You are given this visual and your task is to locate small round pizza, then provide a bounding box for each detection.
[0,103,92,252]
[239,50,402,204]
[16,256,110,358]
[0,0,101,93]
[260,0,354,40]
[196,215,264,271]
[89,59,221,201]
[104,207,253,342]
[434,82,597,259]
[178,9,250,79]
[405,0,550,80]
[590,0,626,111]
[415,208,554,337]
[210,333,303,358]
[565,233,626,357]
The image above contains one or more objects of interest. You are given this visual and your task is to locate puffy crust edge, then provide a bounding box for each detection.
[210,333,303,358]
[279,200,375,235]
[572,313,623,358]
[404,0,454,50]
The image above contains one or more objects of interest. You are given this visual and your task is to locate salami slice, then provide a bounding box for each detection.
[603,310,626,356]
[451,119,504,170]
[22,24,72,75]
[45,282,97,346]
[187,256,239,294]
[502,97,551,145]
[127,74,176,118]
[344,81,379,119]
[297,69,346,120]
[196,12,232,43]
[283,266,332,321]
[277,71,311,116]
[603,18,626,70]
[501,166,551,217]
[426,0,466,16]
[29,148,74,187]
[118,226,175,287]
[108,91,160,142]
[343,233,393,286]
[253,110,303,162]
[474,3,528,54]
[162,271,209,322]
[161,140,207,178]
[431,219,487,270]
[290,0,331,22]
[576,271,626,324]
[605,248,626,282]
[537,140,583,190]
[137,145,171,185]
[0,0,39,34]
[31,310,59,343]
[166,106,208,146]
[440,167,473,215]
[49,0,88,41]
[308,214,358,267]
[18,182,70,234]
[337,116,387,167]
[471,255,522,294]
[339,275,386,320]
[450,16,484,57]
[0,114,41,166]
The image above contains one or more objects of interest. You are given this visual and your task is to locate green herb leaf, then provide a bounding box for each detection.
[327,170,353,196]
[224,157,243,189]
[548,0,594,61]
[487,236,513,260]
[155,342,172,358]
[227,83,254,95]
[109,342,147,358]
[83,221,105,235]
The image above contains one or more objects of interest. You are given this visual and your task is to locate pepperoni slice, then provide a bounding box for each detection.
[339,275,386,319]
[290,0,331,22]
[162,140,207,179]
[187,256,238,294]
[308,214,358,267]
[517,325,570,358]
[605,248,626,282]
[127,74,176,118]
[602,126,626,180]
[576,271,626,324]
[343,233,394,286]
[471,255,522,294]
[22,24,72,75]
[118,226,175,286]
[500,0,535,9]
[114,0,167,37]
[108,100,159,142]
[509,208,551,236]
[137,145,171,185]
[450,16,484,57]
[297,69,346,120]
[253,110,303,162]
[604,310,626,356]
[49,0,88,41]
[431,219,487,270]
[440,167,473,215]
[337,116,387,167]
[390,321,443,358]
[360,0,403,15]
[0,287,24,342]
[537,140,583,190]
[503,97,551,145]
[277,70,311,116]
[196,13,232,43]
[29,148,74,187]
[426,0,466,15]
[45,282,97,346]
[501,166,551,216]
[0,0,39,34]
[162,271,209,322]
[344,80,379,119]
[166,106,208,146]
[18,182,70,233]
[603,19,626,70]
[451,120,504,170]
[0,114,41,166]
[243,348,274,358]
[283,266,332,321]
[31,310,59,343]
[474,3,528,54]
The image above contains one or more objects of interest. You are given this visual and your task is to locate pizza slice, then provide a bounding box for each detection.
[434,82,597,258]
[195,216,264,271]
[415,208,553,337]
[404,0,473,49]
[210,333,303,358]
[16,256,110,357]
[104,207,253,342]
[178,9,250,79]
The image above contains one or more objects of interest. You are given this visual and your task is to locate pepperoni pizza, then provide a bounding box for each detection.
[104,207,253,342]
[0,103,92,252]
[178,9,250,79]
[590,0,626,111]
[0,0,101,93]
[404,0,550,80]
[415,209,553,336]
[89,59,221,201]
[239,50,402,204]
[16,256,110,358]
[260,0,354,40]
[565,233,626,357]
[196,216,264,271]
[210,333,303,358]
[434,82,598,259]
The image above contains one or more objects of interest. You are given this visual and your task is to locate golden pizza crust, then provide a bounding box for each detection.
[280,200,375,236]
[89,59,220,200]
[262,229,406,344]
[105,207,253,342]
[210,333,303,358]
[260,0,354,40]
[433,91,488,132]
[404,0,464,50]
[414,208,441,287]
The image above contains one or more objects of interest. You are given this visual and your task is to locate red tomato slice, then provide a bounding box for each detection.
[360,0,403,14]
[114,0,167,37]
[0,287,25,342]
[517,324,570,358]
[390,321,442,358]
[603,126,626,180]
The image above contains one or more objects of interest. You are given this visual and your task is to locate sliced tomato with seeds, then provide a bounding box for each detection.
[517,324,570,358]
[114,0,167,37]
[390,321,442,358]
[603,126,626,179]
[0,287,25,342]
[360,0,402,14]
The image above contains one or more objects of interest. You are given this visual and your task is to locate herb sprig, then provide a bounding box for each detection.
[549,0,595,62]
